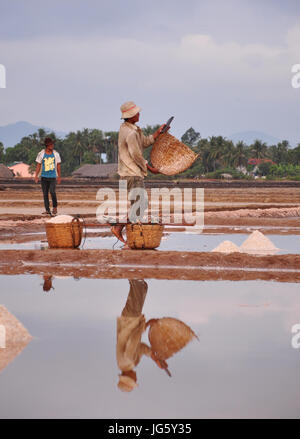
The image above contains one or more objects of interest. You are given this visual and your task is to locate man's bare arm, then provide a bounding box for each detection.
[34,163,41,183]
[57,163,61,184]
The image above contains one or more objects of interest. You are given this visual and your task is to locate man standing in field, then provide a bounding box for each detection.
[34,137,61,216]
[111,101,167,247]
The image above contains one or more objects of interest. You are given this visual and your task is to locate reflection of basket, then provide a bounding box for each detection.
[148,317,198,360]
[126,224,164,249]
[46,218,83,249]
[151,132,199,176]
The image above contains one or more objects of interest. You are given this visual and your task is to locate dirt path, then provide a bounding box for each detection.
[0,249,299,282]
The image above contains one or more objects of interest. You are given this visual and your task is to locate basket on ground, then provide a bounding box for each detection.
[125,224,164,249]
[150,132,199,176]
[147,317,198,360]
[46,217,83,249]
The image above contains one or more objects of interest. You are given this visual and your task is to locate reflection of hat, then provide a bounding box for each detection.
[118,375,138,392]
[120,101,141,119]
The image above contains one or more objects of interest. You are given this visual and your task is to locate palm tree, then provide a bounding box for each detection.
[73,131,85,166]
[274,140,289,164]
[231,141,249,168]
[105,131,118,163]
[291,144,300,165]
[250,140,268,159]
[197,139,211,172]
[208,136,227,171]
[90,129,105,164]
[222,140,236,167]
[0,142,4,163]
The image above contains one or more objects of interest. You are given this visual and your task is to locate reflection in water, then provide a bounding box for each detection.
[116,279,198,392]
[41,275,81,292]
[0,306,32,374]
[43,275,54,292]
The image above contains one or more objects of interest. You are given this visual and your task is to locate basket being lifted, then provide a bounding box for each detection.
[150,132,199,176]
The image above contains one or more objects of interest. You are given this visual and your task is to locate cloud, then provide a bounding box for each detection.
[0,26,299,140]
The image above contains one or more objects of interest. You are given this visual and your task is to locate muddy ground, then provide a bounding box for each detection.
[0,249,299,282]
[0,182,299,281]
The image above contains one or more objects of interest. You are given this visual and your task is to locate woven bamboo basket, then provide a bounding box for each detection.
[147,317,198,360]
[125,224,164,249]
[46,218,83,249]
[150,132,199,176]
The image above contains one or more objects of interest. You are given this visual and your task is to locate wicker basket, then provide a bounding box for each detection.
[125,224,164,249]
[46,218,83,249]
[150,132,199,176]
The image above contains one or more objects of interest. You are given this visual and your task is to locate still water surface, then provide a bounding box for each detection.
[0,232,299,254]
[0,275,299,418]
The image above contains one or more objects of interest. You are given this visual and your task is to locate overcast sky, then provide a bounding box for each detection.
[0,0,300,142]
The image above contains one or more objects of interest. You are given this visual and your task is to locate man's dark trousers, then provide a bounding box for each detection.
[41,177,57,212]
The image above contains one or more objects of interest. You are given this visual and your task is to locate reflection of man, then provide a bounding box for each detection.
[117,279,149,392]
[117,279,168,392]
[43,275,53,292]
[111,101,168,248]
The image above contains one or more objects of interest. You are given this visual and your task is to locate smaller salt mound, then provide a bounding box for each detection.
[47,215,75,224]
[212,240,240,253]
[240,230,278,253]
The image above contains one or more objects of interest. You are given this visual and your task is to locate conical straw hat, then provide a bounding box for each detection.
[148,317,198,360]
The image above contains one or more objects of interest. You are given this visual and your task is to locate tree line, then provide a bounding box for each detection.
[0,126,300,179]
[0,128,118,177]
[177,127,300,180]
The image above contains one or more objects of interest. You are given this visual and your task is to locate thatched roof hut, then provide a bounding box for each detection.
[72,163,118,179]
[0,164,14,179]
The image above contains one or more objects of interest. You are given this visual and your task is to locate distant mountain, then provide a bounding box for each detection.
[0,121,66,148]
[228,131,283,146]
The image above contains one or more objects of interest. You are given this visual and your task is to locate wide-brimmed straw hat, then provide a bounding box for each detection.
[120,101,141,119]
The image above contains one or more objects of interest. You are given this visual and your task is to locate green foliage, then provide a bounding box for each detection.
[0,142,4,162]
[1,127,117,177]
[257,161,274,176]
[181,127,200,147]
[266,164,300,179]
[1,125,299,179]
[250,140,269,159]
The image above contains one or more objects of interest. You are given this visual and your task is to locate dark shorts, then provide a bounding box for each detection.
[121,176,147,220]
[122,176,145,192]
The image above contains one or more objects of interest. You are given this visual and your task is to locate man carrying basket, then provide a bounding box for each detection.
[111,101,168,247]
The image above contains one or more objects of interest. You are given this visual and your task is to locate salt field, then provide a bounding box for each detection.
[1,185,300,421]
[0,275,300,418]
[0,230,299,255]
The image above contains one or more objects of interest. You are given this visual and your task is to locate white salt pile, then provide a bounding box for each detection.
[212,240,240,253]
[47,215,76,224]
[0,305,32,373]
[239,230,278,254]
